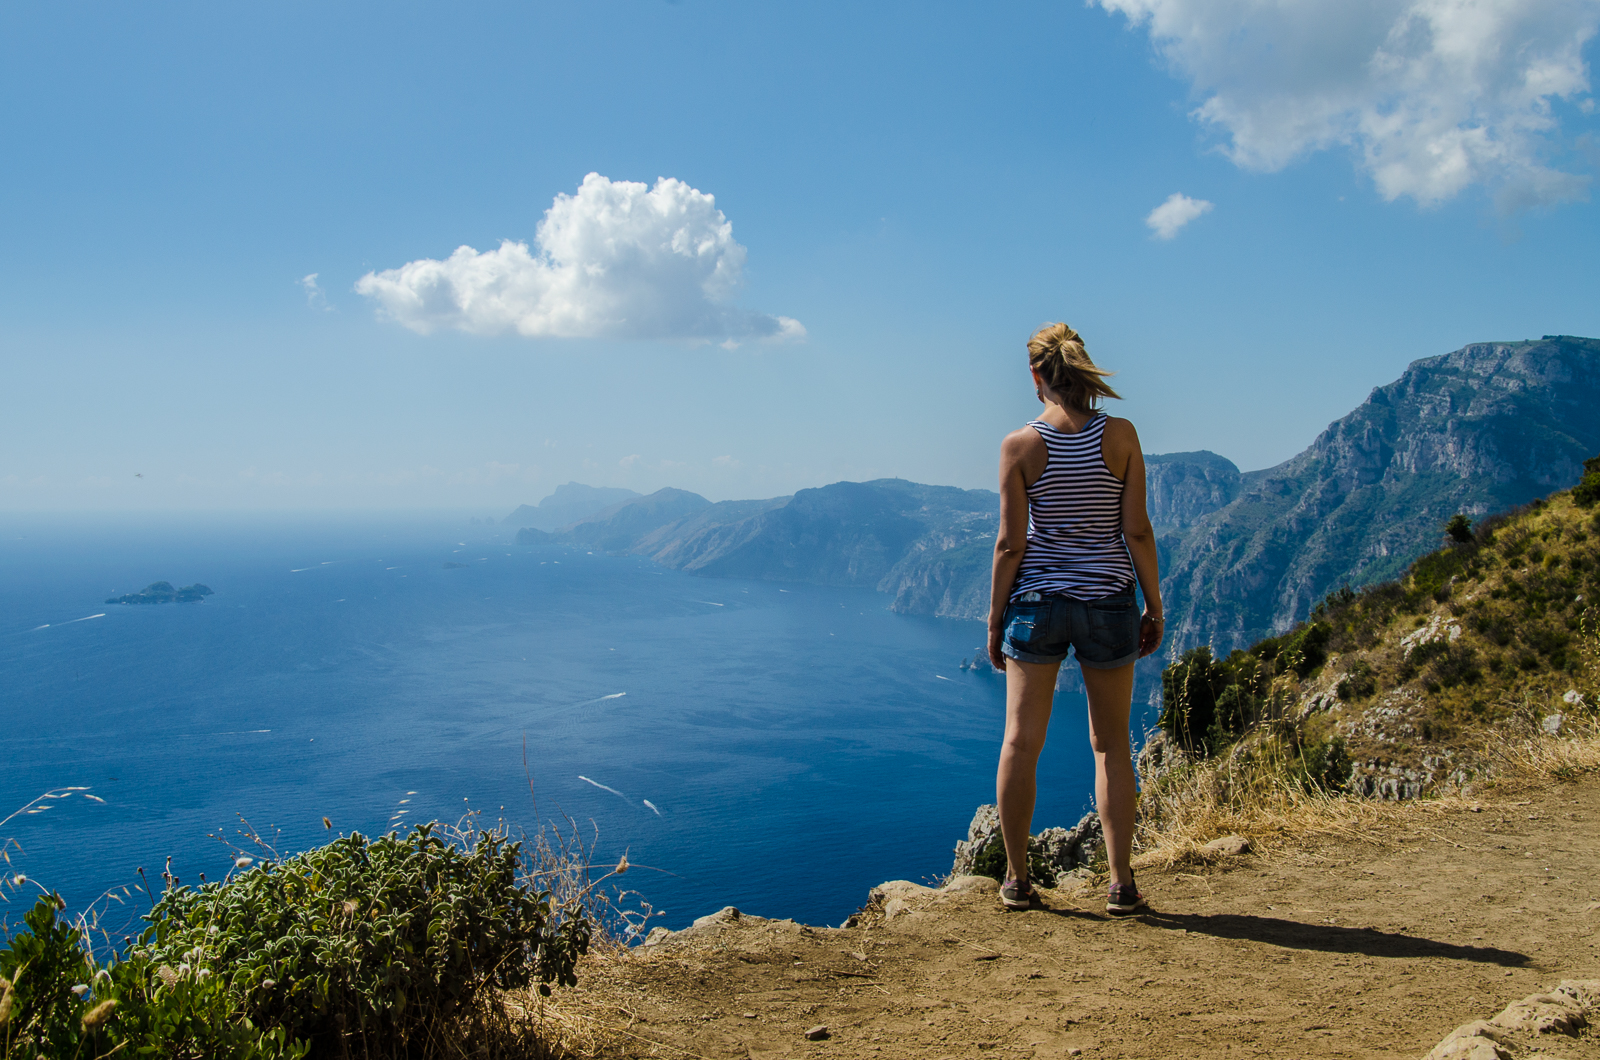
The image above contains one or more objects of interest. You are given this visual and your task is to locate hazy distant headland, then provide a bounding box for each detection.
[504,482,641,532]
[106,581,214,604]
[508,337,1600,655]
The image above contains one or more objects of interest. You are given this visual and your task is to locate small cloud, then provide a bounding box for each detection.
[300,273,331,311]
[1145,193,1213,239]
[619,454,642,469]
[712,455,739,468]
[356,173,804,343]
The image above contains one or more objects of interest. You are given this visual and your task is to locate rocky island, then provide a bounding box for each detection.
[105,581,214,604]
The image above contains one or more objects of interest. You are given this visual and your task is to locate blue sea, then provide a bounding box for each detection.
[0,516,1141,933]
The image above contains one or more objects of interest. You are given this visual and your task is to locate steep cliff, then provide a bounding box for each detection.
[1145,451,1243,535]
[1162,336,1600,652]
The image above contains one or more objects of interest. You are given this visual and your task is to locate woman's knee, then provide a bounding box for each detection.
[1088,739,1139,765]
[1001,730,1047,763]
[1087,728,1131,757]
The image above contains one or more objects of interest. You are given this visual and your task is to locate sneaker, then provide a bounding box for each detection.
[1000,877,1036,911]
[1105,877,1148,916]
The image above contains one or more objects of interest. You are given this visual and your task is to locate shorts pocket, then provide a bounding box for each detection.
[1004,602,1049,652]
[1086,596,1137,652]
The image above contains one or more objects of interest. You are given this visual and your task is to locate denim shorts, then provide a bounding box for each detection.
[1000,588,1140,669]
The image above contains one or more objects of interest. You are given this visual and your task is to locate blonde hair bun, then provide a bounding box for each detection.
[1027,322,1121,411]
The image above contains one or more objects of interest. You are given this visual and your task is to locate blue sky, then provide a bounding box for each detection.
[4,0,1598,512]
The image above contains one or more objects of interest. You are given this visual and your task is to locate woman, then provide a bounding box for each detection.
[987,323,1163,915]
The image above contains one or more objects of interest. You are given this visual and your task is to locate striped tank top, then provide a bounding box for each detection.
[1010,413,1135,601]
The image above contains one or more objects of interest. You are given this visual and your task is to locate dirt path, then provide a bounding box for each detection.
[548,778,1600,1059]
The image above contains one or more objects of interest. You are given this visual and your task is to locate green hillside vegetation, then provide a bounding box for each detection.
[1153,454,1600,810]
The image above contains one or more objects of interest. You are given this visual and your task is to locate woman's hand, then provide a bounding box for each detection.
[988,623,1006,672]
[1137,611,1164,659]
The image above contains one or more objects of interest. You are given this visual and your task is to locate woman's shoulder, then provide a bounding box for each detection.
[1001,422,1044,449]
[1100,415,1140,443]
[999,422,1048,461]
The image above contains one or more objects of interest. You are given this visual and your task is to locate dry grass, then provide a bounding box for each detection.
[494,983,635,1060]
[1133,695,1600,875]
[528,943,789,1060]
[1479,711,1600,787]
[1131,745,1453,872]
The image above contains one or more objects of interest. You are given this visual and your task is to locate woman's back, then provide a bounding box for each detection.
[988,320,1161,914]
[1011,412,1134,601]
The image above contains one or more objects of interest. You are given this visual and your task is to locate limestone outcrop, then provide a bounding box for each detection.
[948,804,1103,886]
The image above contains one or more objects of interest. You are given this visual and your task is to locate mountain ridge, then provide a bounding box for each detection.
[1162,335,1600,650]
[514,337,1599,653]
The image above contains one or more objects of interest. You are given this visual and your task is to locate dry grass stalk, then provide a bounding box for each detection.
[1137,695,1599,873]
[515,948,729,1060]
[1480,714,1600,785]
[1132,722,1472,871]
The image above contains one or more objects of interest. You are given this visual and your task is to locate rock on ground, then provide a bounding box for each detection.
[1423,980,1600,1059]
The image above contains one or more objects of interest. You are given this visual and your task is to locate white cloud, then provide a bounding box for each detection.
[619,454,642,469]
[1146,192,1214,237]
[356,173,805,342]
[1095,0,1599,209]
[300,273,330,310]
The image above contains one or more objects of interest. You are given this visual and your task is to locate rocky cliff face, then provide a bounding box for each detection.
[1144,451,1242,535]
[1162,336,1600,652]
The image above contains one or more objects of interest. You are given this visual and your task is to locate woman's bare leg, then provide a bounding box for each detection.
[1082,661,1137,887]
[997,657,1061,883]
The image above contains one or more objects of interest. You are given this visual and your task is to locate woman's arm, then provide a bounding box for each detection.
[1107,419,1164,658]
[988,429,1037,670]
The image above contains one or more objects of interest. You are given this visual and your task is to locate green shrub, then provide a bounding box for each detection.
[1160,646,1225,752]
[1428,645,1482,689]
[1471,613,1516,646]
[1292,736,1351,793]
[1,823,593,1059]
[0,894,100,1059]
[1336,660,1377,700]
[1446,513,1474,543]
[134,824,589,1056]
[1409,639,1449,666]
[0,892,282,1060]
[1522,625,1571,661]
[1410,547,1472,602]
[1573,455,1600,508]
[1277,622,1332,678]
[1212,684,1255,741]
